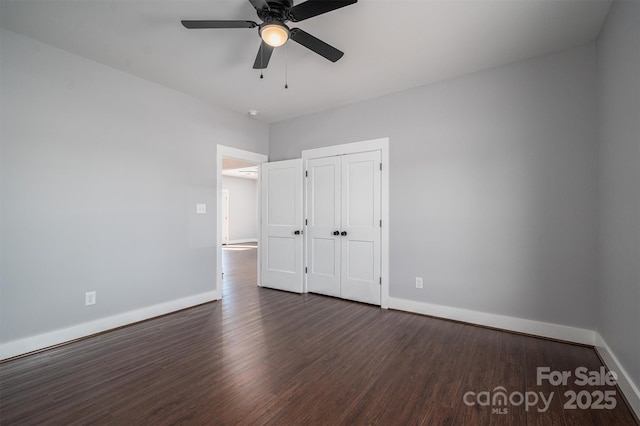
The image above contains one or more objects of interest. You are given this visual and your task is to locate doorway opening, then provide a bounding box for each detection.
[221,157,258,246]
[221,158,259,297]
[216,145,268,300]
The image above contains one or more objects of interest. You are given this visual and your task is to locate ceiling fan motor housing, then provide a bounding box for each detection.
[257,0,294,24]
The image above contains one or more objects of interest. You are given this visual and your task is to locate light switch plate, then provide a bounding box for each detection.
[85,291,96,306]
[196,203,206,214]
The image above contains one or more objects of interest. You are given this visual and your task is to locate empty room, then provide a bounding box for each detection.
[1,0,638,424]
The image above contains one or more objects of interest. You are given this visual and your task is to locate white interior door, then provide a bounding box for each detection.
[261,159,304,293]
[221,189,229,245]
[340,151,381,305]
[305,151,381,305]
[306,156,341,297]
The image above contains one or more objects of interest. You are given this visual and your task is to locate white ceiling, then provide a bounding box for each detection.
[222,158,258,179]
[222,157,257,170]
[222,166,259,179]
[0,0,612,123]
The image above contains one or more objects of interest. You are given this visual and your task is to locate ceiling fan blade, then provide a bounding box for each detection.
[248,0,270,11]
[181,20,258,29]
[289,28,344,62]
[288,0,357,22]
[253,42,274,69]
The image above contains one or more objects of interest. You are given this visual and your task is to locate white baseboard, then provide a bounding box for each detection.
[387,297,596,345]
[0,290,217,360]
[595,333,640,420]
[224,239,257,245]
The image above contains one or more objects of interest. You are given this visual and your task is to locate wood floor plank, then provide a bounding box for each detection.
[1,245,637,425]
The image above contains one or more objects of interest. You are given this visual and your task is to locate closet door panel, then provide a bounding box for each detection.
[306,157,341,297]
[340,151,381,305]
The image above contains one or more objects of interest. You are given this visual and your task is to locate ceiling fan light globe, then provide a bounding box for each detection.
[261,24,289,47]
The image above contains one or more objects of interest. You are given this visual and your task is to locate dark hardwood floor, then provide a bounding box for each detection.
[1,245,637,425]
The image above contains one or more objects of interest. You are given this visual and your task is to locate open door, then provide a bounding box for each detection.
[260,159,304,293]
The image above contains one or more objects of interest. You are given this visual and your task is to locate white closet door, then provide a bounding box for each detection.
[340,151,381,305]
[306,156,341,297]
[261,159,304,293]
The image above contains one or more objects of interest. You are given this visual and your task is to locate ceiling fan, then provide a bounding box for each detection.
[181,0,357,70]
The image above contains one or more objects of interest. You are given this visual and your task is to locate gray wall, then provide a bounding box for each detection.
[0,29,268,343]
[222,176,258,242]
[270,45,599,329]
[596,0,640,390]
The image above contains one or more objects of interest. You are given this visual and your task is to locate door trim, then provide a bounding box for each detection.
[302,137,390,309]
[216,145,268,300]
[221,189,229,245]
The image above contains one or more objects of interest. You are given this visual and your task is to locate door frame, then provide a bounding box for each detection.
[302,137,390,308]
[221,189,229,245]
[216,145,268,300]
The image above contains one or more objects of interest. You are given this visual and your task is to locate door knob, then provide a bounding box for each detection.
[294,230,301,235]
[333,231,340,236]
[341,231,347,236]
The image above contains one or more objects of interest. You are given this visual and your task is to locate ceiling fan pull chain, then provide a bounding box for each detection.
[284,42,289,89]
[260,44,264,79]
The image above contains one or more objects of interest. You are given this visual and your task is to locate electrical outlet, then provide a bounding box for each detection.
[85,291,96,306]
[196,203,207,214]
[415,277,423,289]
